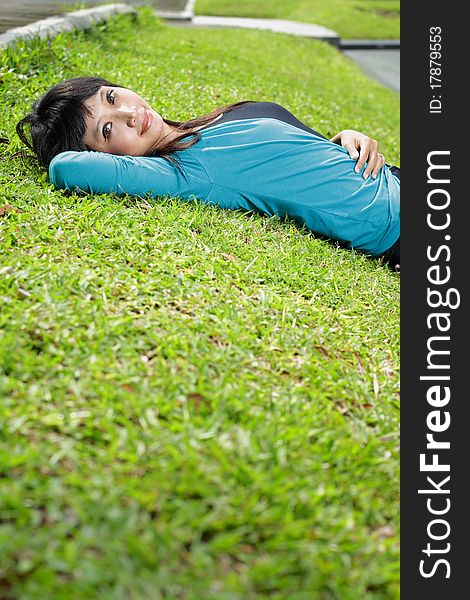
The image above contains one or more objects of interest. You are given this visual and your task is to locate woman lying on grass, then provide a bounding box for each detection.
[17,77,400,269]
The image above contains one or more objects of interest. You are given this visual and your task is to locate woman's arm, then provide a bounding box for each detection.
[330,129,385,179]
[49,151,182,197]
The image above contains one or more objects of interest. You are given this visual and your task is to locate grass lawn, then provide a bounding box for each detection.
[195,0,400,40]
[0,9,399,599]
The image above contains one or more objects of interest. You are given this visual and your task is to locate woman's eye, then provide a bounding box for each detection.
[102,122,112,140]
[106,89,115,104]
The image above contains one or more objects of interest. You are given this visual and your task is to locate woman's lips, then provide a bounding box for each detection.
[141,110,153,135]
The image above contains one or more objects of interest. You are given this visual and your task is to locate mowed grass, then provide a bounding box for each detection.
[0,10,399,599]
[195,0,400,39]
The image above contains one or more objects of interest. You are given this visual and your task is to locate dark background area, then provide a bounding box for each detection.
[400,2,467,597]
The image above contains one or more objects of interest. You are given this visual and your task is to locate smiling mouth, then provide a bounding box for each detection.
[141,110,153,135]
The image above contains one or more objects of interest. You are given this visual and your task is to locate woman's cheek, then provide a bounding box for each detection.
[112,131,137,156]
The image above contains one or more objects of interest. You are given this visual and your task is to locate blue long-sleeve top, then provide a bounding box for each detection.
[49,103,400,256]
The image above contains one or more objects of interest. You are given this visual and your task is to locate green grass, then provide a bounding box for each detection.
[195,0,400,39]
[0,9,399,599]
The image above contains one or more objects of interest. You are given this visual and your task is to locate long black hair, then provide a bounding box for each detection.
[16,76,251,169]
[16,77,112,168]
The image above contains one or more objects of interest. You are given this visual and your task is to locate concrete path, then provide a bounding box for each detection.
[0,0,190,33]
[0,4,136,48]
[189,15,339,46]
[343,49,400,92]
[0,0,115,33]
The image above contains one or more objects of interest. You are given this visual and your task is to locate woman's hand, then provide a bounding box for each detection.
[330,129,385,179]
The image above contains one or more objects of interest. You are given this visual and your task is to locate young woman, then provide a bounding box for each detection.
[17,77,400,268]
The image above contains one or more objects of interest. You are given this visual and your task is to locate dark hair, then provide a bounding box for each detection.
[16,77,114,168]
[16,76,252,170]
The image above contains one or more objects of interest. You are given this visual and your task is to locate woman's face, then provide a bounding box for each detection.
[83,86,174,156]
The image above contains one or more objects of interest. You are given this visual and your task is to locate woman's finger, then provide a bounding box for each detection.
[354,140,372,173]
[359,139,380,178]
[344,141,359,160]
[370,153,385,179]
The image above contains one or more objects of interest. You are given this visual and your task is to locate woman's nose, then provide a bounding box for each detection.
[118,105,137,127]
